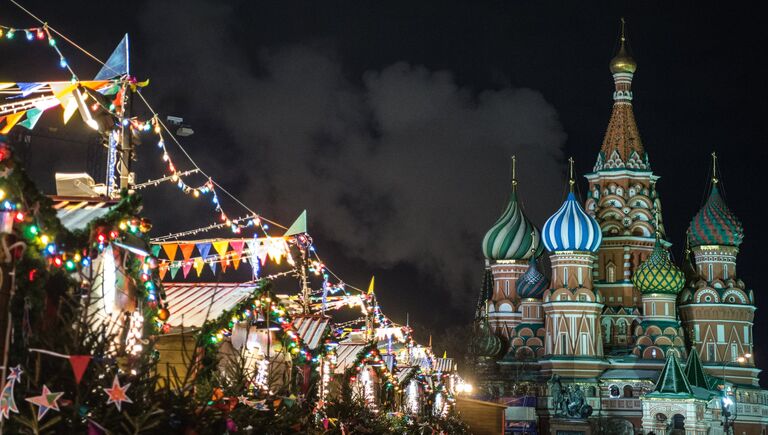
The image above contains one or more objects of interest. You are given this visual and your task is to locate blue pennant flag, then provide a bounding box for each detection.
[94,34,129,80]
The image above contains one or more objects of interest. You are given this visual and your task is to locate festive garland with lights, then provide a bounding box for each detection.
[0,135,169,353]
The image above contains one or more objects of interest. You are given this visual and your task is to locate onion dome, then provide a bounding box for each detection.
[632,239,685,294]
[610,19,637,74]
[516,257,549,299]
[482,157,543,261]
[543,192,603,253]
[469,319,503,358]
[687,185,743,248]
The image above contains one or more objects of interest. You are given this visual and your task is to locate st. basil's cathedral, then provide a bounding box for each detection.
[469,22,768,435]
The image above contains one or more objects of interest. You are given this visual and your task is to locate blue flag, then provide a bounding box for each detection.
[95,34,129,80]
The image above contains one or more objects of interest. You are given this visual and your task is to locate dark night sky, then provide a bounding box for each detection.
[2,1,766,367]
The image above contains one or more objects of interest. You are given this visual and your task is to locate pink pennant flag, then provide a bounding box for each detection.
[229,241,244,270]
[182,261,193,278]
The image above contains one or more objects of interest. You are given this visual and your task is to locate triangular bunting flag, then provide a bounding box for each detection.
[182,261,193,278]
[19,108,43,130]
[48,82,79,125]
[162,243,178,261]
[16,82,45,96]
[169,264,180,280]
[196,243,212,260]
[0,111,26,134]
[208,260,217,275]
[158,264,168,281]
[284,210,307,237]
[69,355,92,385]
[229,241,244,270]
[179,244,195,262]
[367,276,375,295]
[212,241,229,257]
[151,245,161,257]
[94,34,129,81]
[212,241,230,272]
[193,258,205,277]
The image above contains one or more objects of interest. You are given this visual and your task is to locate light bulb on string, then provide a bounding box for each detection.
[6,29,15,39]
[25,30,33,40]
[36,28,45,40]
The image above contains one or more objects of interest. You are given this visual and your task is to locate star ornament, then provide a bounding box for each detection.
[8,365,23,382]
[103,375,133,411]
[25,385,64,421]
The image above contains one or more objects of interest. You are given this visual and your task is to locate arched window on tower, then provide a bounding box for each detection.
[602,319,612,344]
[606,261,616,283]
[623,385,633,398]
[617,319,628,336]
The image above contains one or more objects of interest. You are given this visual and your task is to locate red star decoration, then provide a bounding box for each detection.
[103,375,133,411]
[25,385,63,421]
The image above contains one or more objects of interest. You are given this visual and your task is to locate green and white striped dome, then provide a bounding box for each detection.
[482,189,543,261]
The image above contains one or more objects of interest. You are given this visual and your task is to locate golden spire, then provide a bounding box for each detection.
[610,17,637,74]
[568,157,575,193]
[711,151,719,185]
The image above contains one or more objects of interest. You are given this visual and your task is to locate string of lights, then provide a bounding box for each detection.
[8,0,401,340]
[0,21,75,76]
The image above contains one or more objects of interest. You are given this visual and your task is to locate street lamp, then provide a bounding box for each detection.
[721,352,751,435]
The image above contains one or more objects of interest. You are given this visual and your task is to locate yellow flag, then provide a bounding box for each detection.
[367,276,375,295]
[193,258,205,277]
[0,111,25,134]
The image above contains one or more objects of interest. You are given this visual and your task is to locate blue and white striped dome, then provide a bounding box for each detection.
[542,192,602,252]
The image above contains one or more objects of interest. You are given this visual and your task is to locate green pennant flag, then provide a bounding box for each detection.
[151,245,161,257]
[18,108,43,130]
[284,210,307,237]
[169,264,181,280]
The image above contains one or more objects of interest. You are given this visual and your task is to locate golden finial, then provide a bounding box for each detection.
[610,17,637,74]
[568,157,575,193]
[711,151,719,185]
[620,17,627,43]
[511,155,518,190]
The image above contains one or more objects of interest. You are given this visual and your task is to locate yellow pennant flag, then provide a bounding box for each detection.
[193,258,205,277]
[367,276,375,295]
[0,111,26,134]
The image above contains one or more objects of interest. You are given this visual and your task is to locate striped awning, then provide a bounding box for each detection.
[292,315,330,350]
[433,358,455,373]
[163,283,258,328]
[334,342,367,374]
[51,196,116,231]
[396,367,417,384]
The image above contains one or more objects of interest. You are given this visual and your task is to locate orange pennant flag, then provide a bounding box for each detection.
[179,244,196,261]
[230,241,244,270]
[158,263,169,281]
[1,111,26,134]
[162,243,179,261]
[193,258,205,277]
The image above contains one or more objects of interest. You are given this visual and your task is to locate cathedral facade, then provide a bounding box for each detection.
[471,23,768,435]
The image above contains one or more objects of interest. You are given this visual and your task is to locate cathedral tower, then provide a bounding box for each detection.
[583,20,661,351]
[482,156,543,339]
[679,153,758,386]
[630,229,687,360]
[541,159,604,378]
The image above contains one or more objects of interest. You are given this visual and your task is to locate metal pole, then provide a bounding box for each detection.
[119,83,133,191]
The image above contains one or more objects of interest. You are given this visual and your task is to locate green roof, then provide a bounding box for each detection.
[684,350,710,390]
[646,353,692,398]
